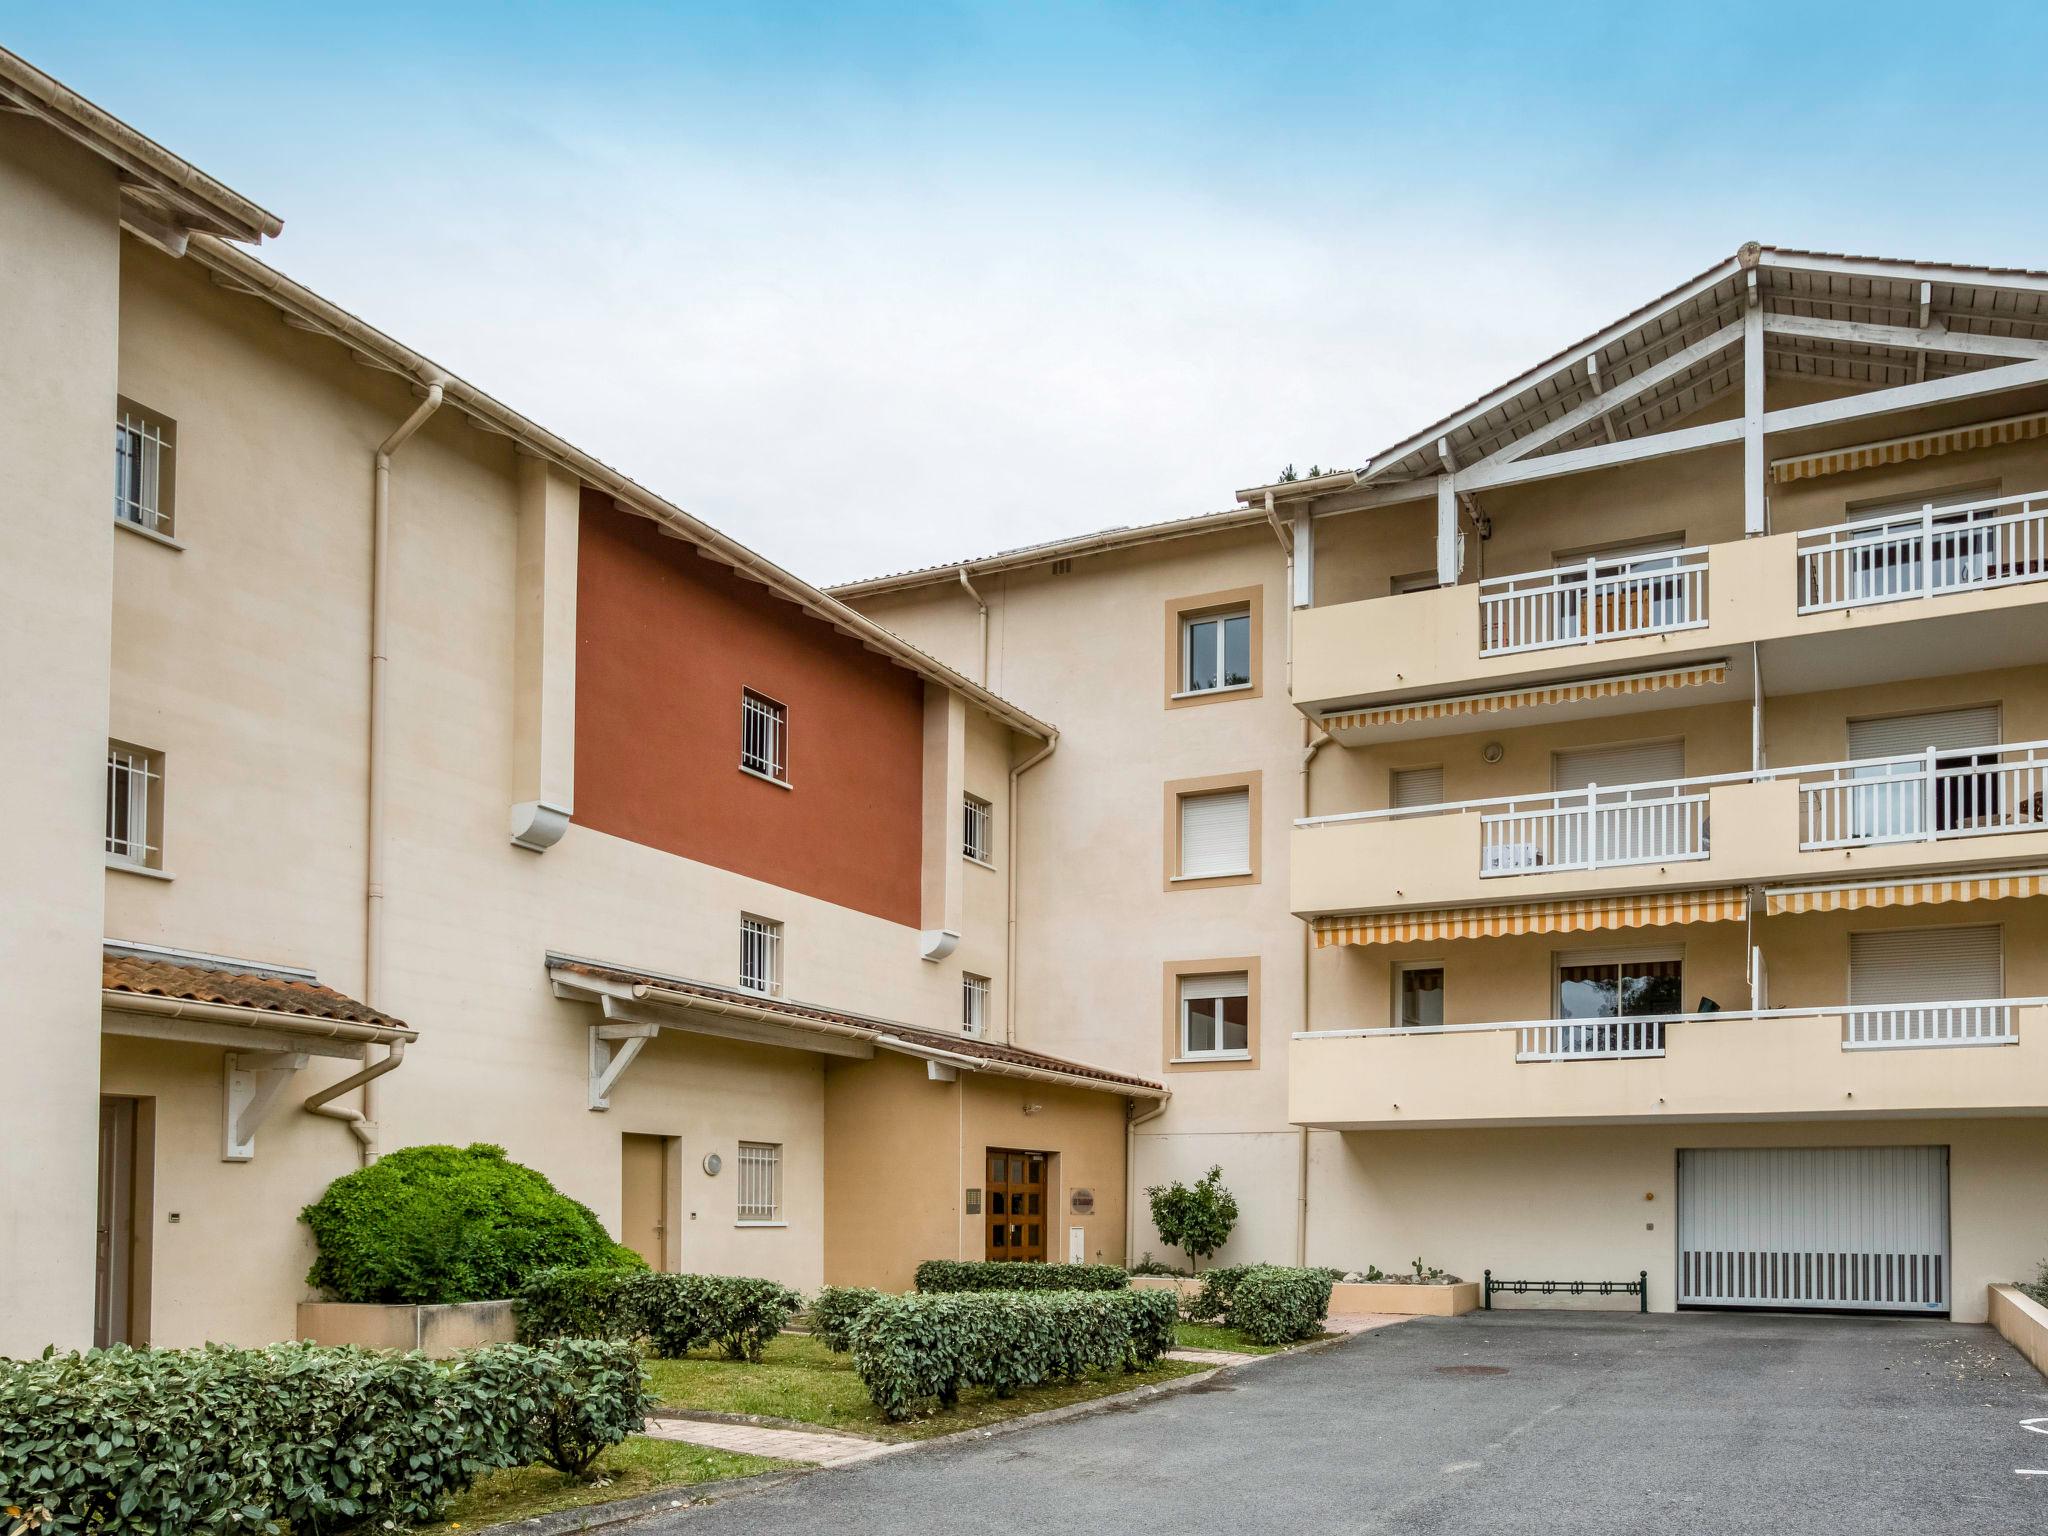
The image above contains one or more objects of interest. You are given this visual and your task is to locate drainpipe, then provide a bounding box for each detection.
[1297,724,1330,1266]
[957,567,989,686]
[1003,730,1059,1044]
[307,1044,408,1151]
[358,380,444,1162]
[1125,1094,1171,1266]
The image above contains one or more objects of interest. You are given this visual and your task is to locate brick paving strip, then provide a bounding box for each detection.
[640,1416,909,1467]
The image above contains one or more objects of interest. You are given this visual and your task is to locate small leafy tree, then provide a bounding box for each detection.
[1146,1165,1239,1273]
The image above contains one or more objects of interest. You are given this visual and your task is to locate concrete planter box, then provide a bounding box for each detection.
[1989,1284,2048,1379]
[1130,1275,1201,1301]
[296,1300,518,1357]
[1329,1280,1480,1317]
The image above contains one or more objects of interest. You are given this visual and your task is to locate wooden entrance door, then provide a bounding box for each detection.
[620,1134,672,1270]
[985,1148,1048,1261]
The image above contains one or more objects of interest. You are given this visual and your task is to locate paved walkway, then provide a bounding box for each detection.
[627,1311,2048,1535]
[641,1415,903,1467]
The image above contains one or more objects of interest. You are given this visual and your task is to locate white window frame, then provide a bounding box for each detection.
[740,690,789,785]
[963,794,993,865]
[1393,962,1446,1028]
[105,743,162,870]
[1552,945,1684,1018]
[114,401,175,540]
[736,1140,783,1225]
[739,914,783,996]
[1176,971,1251,1061]
[962,973,990,1037]
[1176,607,1253,698]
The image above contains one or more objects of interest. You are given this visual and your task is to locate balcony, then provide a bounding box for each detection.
[1293,489,2048,726]
[1292,741,2048,918]
[1289,1001,2048,1130]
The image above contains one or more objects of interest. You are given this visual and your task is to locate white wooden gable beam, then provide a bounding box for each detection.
[1764,312,2048,362]
[1756,250,2048,299]
[1468,318,1744,472]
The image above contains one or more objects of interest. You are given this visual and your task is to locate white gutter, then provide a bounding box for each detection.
[359,380,444,1163]
[957,568,989,685]
[99,990,415,1046]
[1125,1095,1172,1264]
[306,1044,409,1151]
[1004,731,1060,1044]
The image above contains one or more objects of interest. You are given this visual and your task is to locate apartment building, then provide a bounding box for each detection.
[0,51,1156,1358]
[843,245,2048,1322]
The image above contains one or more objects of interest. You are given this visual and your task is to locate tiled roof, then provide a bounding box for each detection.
[103,951,409,1031]
[553,960,1163,1096]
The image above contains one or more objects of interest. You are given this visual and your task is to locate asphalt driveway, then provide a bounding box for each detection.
[645,1310,2048,1535]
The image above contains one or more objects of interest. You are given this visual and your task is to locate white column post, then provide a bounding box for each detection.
[1291,507,1315,609]
[1743,270,1766,536]
[1435,473,1460,585]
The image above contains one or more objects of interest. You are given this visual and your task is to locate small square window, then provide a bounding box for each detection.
[962,973,990,1037]
[1180,608,1252,695]
[114,401,176,538]
[1395,965,1444,1028]
[105,742,164,869]
[737,1141,782,1223]
[741,690,788,783]
[1178,972,1250,1059]
[963,794,992,864]
[1391,766,1444,811]
[1177,787,1250,879]
[740,914,782,995]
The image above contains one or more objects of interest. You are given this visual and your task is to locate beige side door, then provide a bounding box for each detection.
[620,1133,672,1271]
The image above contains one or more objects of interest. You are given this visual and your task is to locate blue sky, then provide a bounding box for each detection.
[11,2,2048,581]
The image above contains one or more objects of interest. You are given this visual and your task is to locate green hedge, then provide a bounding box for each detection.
[1223,1265,1336,1345]
[518,1267,802,1360]
[850,1289,1177,1420]
[0,1337,645,1535]
[301,1143,643,1304]
[912,1260,1128,1294]
[1185,1262,1253,1322]
[809,1286,889,1353]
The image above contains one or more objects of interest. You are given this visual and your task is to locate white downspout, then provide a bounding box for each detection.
[1125,1094,1171,1266]
[359,380,443,1162]
[1297,725,1329,1266]
[957,567,989,686]
[1004,731,1059,1044]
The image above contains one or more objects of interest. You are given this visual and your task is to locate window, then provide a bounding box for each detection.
[962,794,992,864]
[1390,570,1437,595]
[105,743,163,869]
[114,401,175,538]
[1178,972,1250,1059]
[736,1141,782,1223]
[1177,787,1251,880]
[739,914,782,995]
[1554,948,1682,1054]
[740,690,787,783]
[1844,707,2001,840]
[1395,965,1444,1028]
[1390,766,1444,811]
[1180,608,1252,696]
[962,973,990,1037]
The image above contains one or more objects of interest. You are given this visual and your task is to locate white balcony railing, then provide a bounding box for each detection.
[1295,998,2041,1061]
[1478,547,1710,657]
[1796,491,2048,614]
[1301,741,2048,876]
[1796,740,2048,850]
[1480,783,1709,876]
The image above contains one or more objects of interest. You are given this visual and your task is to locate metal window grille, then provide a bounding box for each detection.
[740,915,782,995]
[737,1141,781,1222]
[114,411,172,533]
[741,691,787,782]
[963,795,992,861]
[105,745,160,864]
[962,974,990,1036]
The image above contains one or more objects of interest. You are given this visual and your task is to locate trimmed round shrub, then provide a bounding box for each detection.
[1224,1264,1335,1345]
[302,1143,642,1304]
[809,1286,889,1352]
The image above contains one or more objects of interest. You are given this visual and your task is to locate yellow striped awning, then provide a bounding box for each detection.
[1771,409,2048,485]
[1313,886,1750,947]
[1321,662,1728,735]
[1765,868,2048,916]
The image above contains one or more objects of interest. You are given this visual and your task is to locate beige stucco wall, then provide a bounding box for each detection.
[821,1050,1128,1290]
[90,237,1040,1346]
[0,123,123,1355]
[852,529,1308,1266]
[1304,1117,2048,1323]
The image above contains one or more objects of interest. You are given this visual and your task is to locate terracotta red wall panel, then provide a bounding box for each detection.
[574,493,924,926]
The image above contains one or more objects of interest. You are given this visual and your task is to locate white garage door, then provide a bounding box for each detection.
[1677,1147,1949,1313]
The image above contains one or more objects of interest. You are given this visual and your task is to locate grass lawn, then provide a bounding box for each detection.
[1173,1321,1304,1355]
[642,1333,1204,1441]
[412,1437,793,1533]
